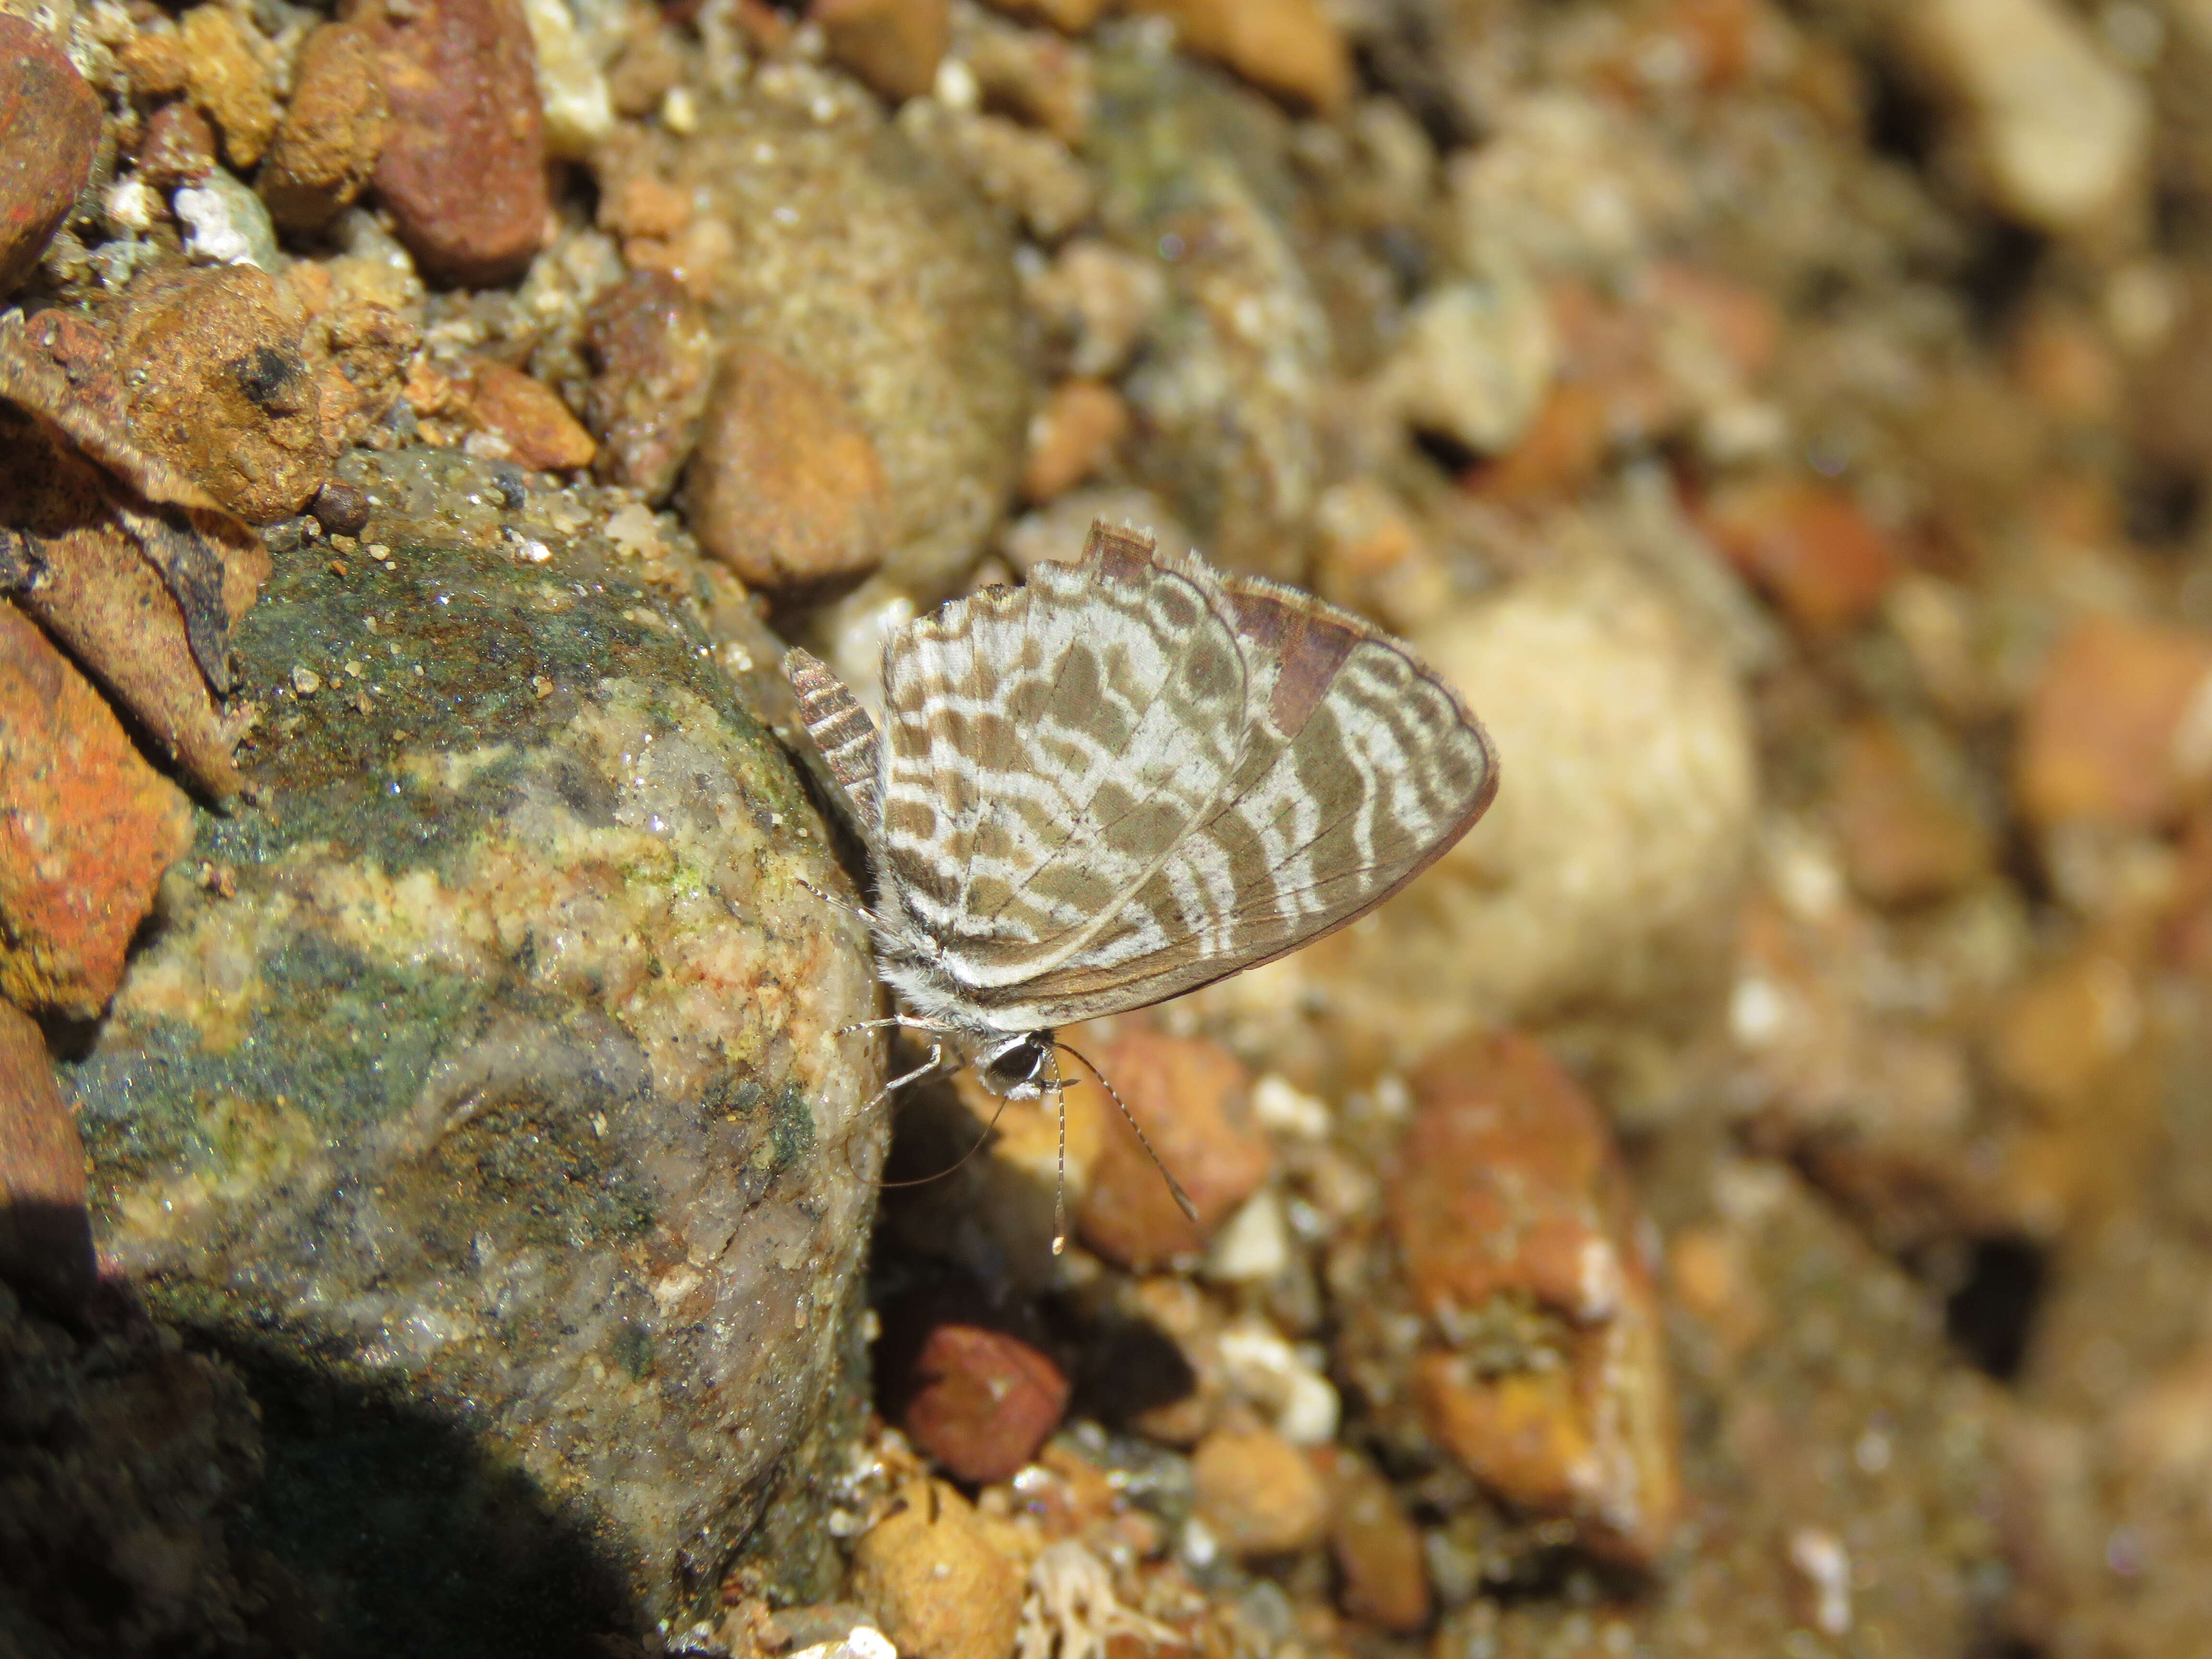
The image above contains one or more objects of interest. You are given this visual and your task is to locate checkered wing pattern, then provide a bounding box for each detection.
[874,523,1498,1028]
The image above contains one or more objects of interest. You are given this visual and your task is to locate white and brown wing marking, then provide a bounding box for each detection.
[868,521,1498,1031]
[786,645,883,834]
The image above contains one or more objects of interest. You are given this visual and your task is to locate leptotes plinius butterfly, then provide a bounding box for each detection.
[785,522,1498,1238]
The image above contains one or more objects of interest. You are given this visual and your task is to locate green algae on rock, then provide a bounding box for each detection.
[60,452,885,1645]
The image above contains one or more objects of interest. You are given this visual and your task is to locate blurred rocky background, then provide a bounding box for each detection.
[4,0,2212,1654]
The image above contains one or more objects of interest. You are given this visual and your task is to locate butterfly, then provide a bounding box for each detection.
[784,521,1498,1242]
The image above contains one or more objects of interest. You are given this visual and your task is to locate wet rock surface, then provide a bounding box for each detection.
[58,462,883,1643]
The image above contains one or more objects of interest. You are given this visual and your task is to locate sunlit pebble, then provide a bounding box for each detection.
[1787,1528,1851,1636]
[661,85,698,134]
[1250,1073,1330,1139]
[292,665,322,695]
[1854,1427,1892,1475]
[517,539,552,564]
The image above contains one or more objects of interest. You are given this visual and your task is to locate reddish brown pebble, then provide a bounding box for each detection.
[352,0,550,287]
[135,99,221,188]
[0,998,96,1312]
[258,21,390,232]
[2017,614,2212,830]
[1701,477,1901,635]
[1326,1453,1431,1633]
[1415,1356,1596,1519]
[0,16,102,296]
[895,1321,1070,1484]
[1831,717,1991,906]
[851,1480,1024,1659]
[0,600,194,1020]
[1074,1027,1273,1270]
[180,3,281,168]
[1465,381,1611,506]
[1126,0,1349,113]
[311,479,372,536]
[113,264,331,524]
[597,172,691,243]
[1021,378,1128,502]
[683,344,891,589]
[1391,1033,1628,1323]
[584,271,714,503]
[461,359,595,473]
[1191,1420,1330,1558]
[813,0,950,103]
[1394,1034,1682,1567]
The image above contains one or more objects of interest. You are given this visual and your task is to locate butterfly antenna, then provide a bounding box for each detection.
[1055,1040,1200,1226]
[1047,1047,1069,1255]
[874,1082,1016,1191]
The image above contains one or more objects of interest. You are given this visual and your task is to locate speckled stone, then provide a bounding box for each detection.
[1086,44,1329,581]
[61,458,885,1643]
[662,65,1027,598]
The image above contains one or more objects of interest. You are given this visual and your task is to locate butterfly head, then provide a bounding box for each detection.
[975,1031,1057,1100]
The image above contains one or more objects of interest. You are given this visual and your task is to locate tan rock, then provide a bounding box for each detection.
[181,3,281,169]
[1831,717,1992,906]
[979,0,1109,34]
[814,0,950,102]
[460,359,595,472]
[113,264,331,524]
[1325,1452,1431,1633]
[1021,378,1126,502]
[2017,616,2212,829]
[257,22,389,232]
[852,1480,1024,1659]
[1074,1026,1273,1270]
[1127,0,1349,114]
[1191,1420,1328,1558]
[684,344,891,589]
[1894,0,2149,238]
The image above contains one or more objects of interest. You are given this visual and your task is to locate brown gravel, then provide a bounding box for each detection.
[584,271,714,503]
[1074,1026,1273,1270]
[814,0,951,104]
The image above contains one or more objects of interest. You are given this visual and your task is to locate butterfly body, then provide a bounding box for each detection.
[785,521,1499,1101]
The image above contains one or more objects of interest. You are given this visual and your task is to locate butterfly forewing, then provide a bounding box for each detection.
[879,546,1252,989]
[976,559,1498,1024]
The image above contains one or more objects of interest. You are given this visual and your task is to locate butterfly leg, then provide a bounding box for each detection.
[840,1013,950,1037]
[795,874,885,931]
[863,1039,946,1112]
